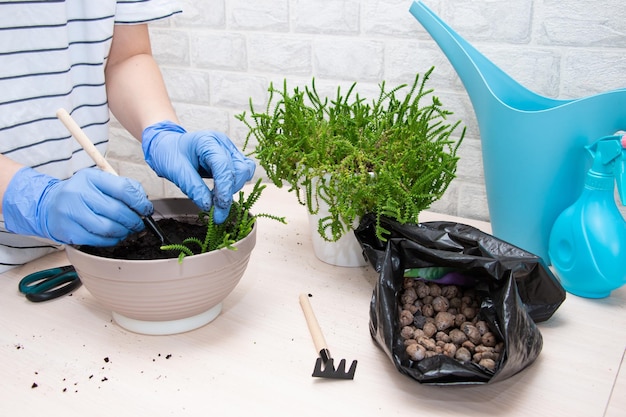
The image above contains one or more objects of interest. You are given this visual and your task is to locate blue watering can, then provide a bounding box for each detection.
[410,1,626,264]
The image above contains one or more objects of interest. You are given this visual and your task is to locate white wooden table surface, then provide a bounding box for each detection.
[1,183,624,416]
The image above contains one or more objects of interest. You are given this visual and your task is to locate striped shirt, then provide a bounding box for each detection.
[0,0,181,272]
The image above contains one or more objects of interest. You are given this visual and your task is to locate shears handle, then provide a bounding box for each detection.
[19,265,81,302]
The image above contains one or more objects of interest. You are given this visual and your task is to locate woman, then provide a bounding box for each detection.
[0,0,255,272]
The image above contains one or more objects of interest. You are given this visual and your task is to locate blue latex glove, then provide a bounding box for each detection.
[142,121,255,223]
[3,167,153,246]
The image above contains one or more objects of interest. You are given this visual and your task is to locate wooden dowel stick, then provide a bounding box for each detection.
[56,108,118,176]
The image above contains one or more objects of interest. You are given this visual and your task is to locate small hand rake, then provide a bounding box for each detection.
[298,293,357,380]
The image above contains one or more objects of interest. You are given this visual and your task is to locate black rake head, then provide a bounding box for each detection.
[312,357,358,380]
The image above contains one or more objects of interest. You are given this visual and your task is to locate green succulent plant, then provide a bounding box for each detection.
[160,178,286,263]
[236,67,465,241]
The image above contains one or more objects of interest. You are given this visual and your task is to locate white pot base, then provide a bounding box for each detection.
[112,303,223,335]
[309,225,367,267]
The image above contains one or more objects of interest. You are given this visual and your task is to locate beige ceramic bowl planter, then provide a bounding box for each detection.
[65,198,257,336]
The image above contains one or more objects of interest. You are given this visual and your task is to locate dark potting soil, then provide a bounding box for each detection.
[78,218,206,260]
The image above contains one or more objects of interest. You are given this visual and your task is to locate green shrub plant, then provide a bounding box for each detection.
[236,67,465,241]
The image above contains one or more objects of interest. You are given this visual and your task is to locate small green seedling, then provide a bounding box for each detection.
[160,178,286,263]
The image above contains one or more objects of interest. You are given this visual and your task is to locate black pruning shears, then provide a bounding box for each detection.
[18,265,82,302]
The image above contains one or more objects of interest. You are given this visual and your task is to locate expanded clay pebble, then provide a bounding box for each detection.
[399,280,504,372]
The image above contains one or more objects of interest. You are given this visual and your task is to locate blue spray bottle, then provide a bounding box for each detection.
[548,134,626,298]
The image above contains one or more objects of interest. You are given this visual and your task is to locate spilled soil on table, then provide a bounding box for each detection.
[78,218,205,260]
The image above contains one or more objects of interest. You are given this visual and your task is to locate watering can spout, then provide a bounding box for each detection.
[408,1,486,103]
[409,1,565,114]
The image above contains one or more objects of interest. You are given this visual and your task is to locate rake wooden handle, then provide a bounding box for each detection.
[299,293,331,361]
[56,108,118,176]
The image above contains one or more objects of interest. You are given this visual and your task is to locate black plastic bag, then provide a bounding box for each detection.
[354,214,566,385]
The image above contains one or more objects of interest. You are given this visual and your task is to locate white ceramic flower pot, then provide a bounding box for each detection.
[307,204,367,268]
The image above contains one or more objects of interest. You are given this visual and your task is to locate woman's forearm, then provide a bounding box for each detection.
[105,24,178,140]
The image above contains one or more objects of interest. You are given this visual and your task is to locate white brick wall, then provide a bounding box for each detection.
[107,0,626,222]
